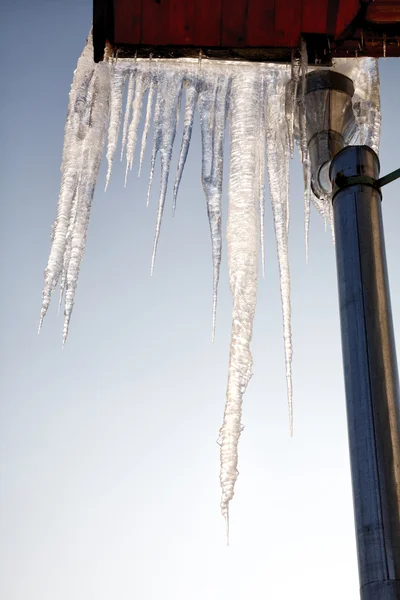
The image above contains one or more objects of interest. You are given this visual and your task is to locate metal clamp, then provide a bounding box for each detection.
[333,167,400,196]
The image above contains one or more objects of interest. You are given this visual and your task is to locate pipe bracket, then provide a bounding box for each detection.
[333,167,400,197]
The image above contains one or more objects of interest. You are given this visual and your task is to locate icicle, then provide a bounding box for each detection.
[176,80,183,130]
[150,71,184,274]
[125,71,148,184]
[58,68,98,315]
[138,75,155,176]
[362,58,381,154]
[146,76,162,208]
[39,34,96,333]
[258,73,267,277]
[219,68,259,525]
[105,64,126,190]
[266,70,293,436]
[62,61,111,344]
[58,184,79,316]
[298,39,308,163]
[172,79,198,213]
[120,71,135,161]
[41,44,382,533]
[287,50,300,159]
[198,74,230,341]
[343,57,381,154]
[303,159,311,263]
[298,39,311,262]
[328,200,335,244]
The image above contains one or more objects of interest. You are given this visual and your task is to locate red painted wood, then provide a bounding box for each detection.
[367,1,400,24]
[302,0,329,34]
[335,0,360,38]
[111,0,383,50]
[169,0,195,45]
[246,0,275,46]
[274,0,302,46]
[113,0,141,45]
[221,0,248,47]
[193,0,222,46]
[142,0,171,45]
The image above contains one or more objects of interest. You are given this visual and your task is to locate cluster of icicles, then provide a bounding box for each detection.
[39,33,380,529]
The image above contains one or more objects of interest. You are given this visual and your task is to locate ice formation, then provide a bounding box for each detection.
[39,33,381,526]
[219,69,260,527]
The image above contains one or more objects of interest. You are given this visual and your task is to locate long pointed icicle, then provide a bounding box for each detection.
[287,50,300,160]
[58,70,97,314]
[219,68,259,530]
[120,70,135,161]
[63,61,111,344]
[266,70,293,436]
[58,65,97,309]
[58,184,79,316]
[105,64,126,189]
[198,74,229,341]
[258,73,267,277]
[139,75,155,176]
[39,34,95,333]
[173,79,198,213]
[151,71,184,274]
[125,71,148,184]
[175,80,183,130]
[298,39,311,262]
[146,74,162,208]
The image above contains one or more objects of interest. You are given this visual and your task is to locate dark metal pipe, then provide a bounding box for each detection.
[330,146,400,600]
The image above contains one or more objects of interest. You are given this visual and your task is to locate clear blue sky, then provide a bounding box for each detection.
[1,2,400,599]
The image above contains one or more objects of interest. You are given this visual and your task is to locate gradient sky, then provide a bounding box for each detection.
[2,2,400,599]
